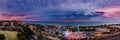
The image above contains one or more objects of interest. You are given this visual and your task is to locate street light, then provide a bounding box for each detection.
[78,24,80,35]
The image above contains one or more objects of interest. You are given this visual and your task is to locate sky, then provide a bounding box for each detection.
[0,0,120,22]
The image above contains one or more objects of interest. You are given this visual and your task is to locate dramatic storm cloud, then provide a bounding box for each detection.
[0,0,120,22]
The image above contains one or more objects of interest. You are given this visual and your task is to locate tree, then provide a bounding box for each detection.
[37,32,44,40]
[17,25,34,40]
[22,26,34,35]
[0,34,5,40]
[18,35,28,40]
[0,22,3,26]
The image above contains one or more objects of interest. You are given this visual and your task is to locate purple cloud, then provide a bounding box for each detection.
[0,0,120,22]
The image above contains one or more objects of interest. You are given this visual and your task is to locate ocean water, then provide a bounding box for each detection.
[24,21,118,26]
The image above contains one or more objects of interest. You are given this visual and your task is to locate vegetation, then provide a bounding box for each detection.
[0,34,5,40]
[4,31,18,40]
[17,25,34,40]
[37,32,44,40]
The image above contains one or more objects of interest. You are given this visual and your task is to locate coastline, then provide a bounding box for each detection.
[23,21,120,26]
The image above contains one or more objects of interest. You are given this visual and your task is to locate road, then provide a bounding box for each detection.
[109,35,120,40]
[46,36,60,40]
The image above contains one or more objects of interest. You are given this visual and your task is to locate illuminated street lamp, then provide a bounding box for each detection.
[78,24,80,36]
[2,23,5,28]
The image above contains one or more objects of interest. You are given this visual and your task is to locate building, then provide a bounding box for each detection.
[96,28,110,32]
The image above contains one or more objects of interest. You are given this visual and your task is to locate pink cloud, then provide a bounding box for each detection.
[96,5,120,18]
[0,15,27,21]
[0,13,32,21]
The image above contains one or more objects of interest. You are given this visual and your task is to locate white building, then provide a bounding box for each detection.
[96,28,110,32]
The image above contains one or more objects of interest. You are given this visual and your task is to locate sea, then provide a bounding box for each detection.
[24,21,120,26]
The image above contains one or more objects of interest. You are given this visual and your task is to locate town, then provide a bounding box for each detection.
[0,20,120,40]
